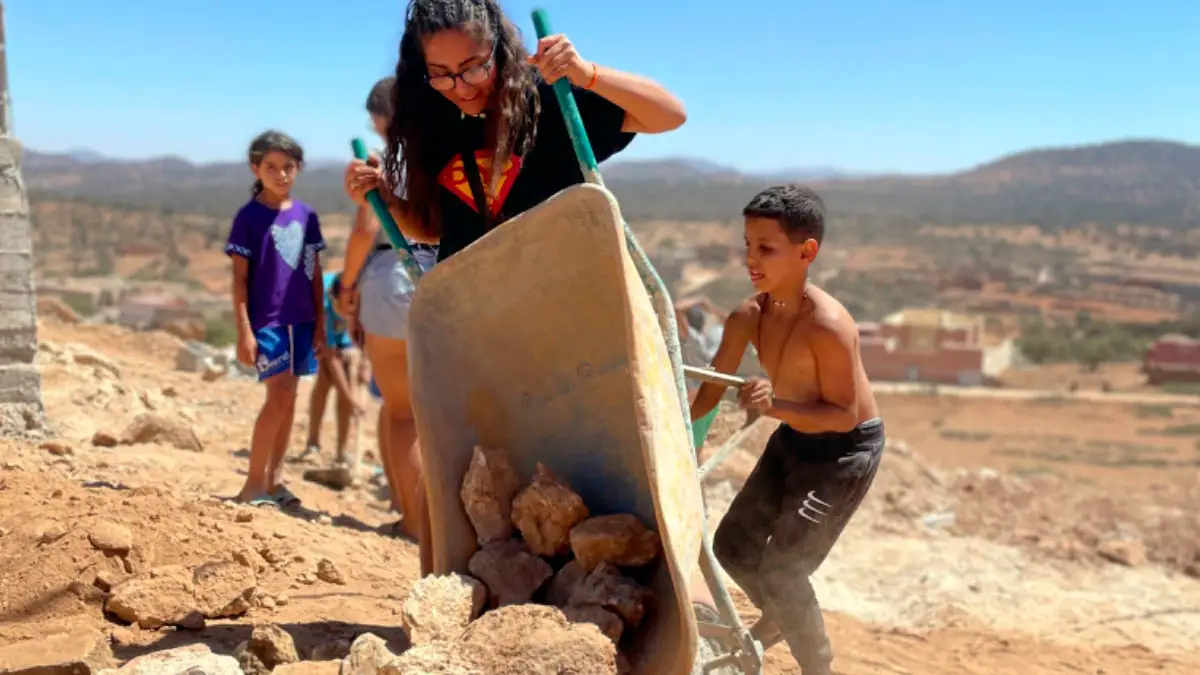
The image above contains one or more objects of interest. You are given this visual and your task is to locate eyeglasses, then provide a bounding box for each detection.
[427,57,493,91]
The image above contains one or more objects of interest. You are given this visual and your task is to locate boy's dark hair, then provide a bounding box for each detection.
[743,184,826,244]
[329,272,343,298]
[248,130,305,197]
[366,76,396,119]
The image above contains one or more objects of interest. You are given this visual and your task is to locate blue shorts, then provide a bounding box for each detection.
[254,321,319,382]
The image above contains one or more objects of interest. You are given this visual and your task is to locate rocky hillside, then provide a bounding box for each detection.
[23,139,1200,228]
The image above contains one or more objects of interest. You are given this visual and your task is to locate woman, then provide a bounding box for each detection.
[341,0,686,572]
[340,75,439,562]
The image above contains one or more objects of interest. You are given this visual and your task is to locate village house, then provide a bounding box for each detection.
[1143,334,1200,384]
[858,308,1014,386]
[117,291,193,330]
[36,276,129,315]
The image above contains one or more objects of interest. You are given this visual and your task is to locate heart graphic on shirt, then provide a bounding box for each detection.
[270,220,305,270]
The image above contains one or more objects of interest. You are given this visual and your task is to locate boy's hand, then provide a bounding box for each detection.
[738,377,774,412]
[236,329,257,368]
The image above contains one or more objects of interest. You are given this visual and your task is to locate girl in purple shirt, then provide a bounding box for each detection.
[225,130,327,506]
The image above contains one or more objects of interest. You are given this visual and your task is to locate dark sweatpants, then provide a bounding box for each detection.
[712,419,884,675]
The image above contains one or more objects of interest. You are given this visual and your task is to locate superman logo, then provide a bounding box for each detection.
[437,150,523,216]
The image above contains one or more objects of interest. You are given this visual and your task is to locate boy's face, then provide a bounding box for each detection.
[252,150,300,197]
[743,217,817,293]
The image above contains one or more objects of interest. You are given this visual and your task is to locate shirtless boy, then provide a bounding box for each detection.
[690,184,884,675]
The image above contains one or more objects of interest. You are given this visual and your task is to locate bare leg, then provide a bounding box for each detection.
[238,373,299,502]
[305,358,332,451]
[267,374,299,490]
[334,353,353,460]
[375,404,401,512]
[366,334,425,541]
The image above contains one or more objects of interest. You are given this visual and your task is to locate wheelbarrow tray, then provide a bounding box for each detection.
[407,183,705,675]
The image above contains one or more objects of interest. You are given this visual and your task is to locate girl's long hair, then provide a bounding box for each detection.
[384,0,540,235]
[248,130,305,197]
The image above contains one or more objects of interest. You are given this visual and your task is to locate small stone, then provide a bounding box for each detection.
[72,349,121,378]
[569,562,654,629]
[309,639,351,661]
[105,566,205,629]
[258,546,284,563]
[381,643,485,675]
[316,558,347,585]
[235,642,267,675]
[0,629,115,675]
[510,463,589,557]
[33,519,68,544]
[115,644,242,675]
[401,573,487,645]
[119,413,203,452]
[40,441,74,456]
[90,430,120,448]
[276,663,341,675]
[88,521,133,555]
[467,539,554,607]
[459,445,521,546]
[233,549,256,567]
[193,560,256,618]
[340,633,396,675]
[1097,538,1147,567]
[235,510,254,523]
[562,605,624,643]
[243,624,299,671]
[459,605,619,674]
[93,568,130,593]
[546,560,588,607]
[570,514,661,571]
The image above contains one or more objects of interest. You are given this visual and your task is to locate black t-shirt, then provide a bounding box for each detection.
[432,81,635,262]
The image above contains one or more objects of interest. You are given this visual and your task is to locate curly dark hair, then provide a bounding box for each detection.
[247,130,304,197]
[384,0,540,235]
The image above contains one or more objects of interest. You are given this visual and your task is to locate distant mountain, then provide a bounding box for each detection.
[21,139,1200,229]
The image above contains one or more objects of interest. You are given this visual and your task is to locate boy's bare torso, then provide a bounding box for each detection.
[747,285,878,427]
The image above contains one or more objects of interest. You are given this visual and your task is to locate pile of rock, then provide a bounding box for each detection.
[391,445,664,673]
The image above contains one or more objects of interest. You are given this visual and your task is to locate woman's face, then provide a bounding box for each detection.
[422,28,496,117]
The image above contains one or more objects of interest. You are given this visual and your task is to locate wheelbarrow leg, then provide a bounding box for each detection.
[692,518,765,674]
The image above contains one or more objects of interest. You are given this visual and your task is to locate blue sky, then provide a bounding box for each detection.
[9,0,1199,173]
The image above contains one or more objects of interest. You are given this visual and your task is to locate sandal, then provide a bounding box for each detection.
[247,494,280,509]
[296,443,321,461]
[269,485,303,509]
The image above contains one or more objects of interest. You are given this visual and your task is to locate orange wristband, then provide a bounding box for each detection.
[584,62,599,90]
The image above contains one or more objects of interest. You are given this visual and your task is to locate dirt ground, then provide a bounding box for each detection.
[2,318,1199,674]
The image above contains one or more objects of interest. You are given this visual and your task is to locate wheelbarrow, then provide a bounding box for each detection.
[353,10,773,672]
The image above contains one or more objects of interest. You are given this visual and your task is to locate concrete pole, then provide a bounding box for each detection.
[0,1,10,136]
